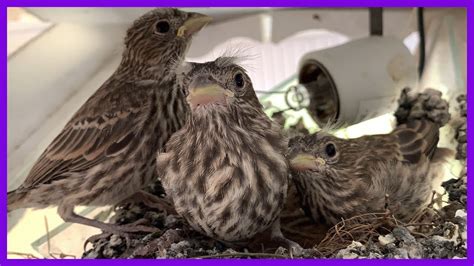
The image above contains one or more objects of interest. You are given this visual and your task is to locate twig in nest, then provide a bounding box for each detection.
[195,252,290,259]
[315,205,445,258]
[7,251,40,259]
[405,222,436,227]
[44,216,76,259]
[427,191,437,208]
[44,216,51,255]
[311,247,325,258]
[408,199,443,230]
[316,212,400,257]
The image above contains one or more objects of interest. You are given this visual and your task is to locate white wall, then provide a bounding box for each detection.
[8,23,126,155]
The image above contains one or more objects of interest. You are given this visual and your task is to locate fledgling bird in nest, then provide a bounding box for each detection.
[8,8,211,235]
[287,119,452,226]
[157,57,302,253]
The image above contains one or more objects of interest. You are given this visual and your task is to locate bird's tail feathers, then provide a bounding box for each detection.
[7,189,26,213]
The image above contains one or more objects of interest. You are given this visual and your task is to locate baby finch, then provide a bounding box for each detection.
[287,119,452,225]
[8,8,211,235]
[157,57,301,253]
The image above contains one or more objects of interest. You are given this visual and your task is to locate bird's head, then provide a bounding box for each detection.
[287,132,357,183]
[122,8,211,73]
[287,132,377,225]
[179,57,262,117]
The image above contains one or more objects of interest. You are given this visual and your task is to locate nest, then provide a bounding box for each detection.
[316,207,439,257]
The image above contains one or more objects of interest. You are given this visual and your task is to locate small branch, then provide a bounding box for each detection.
[7,252,40,259]
[44,216,76,259]
[44,216,51,256]
[404,222,436,227]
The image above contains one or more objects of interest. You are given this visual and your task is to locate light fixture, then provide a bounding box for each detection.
[296,35,416,128]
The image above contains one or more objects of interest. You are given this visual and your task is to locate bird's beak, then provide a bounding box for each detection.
[187,77,234,110]
[289,154,326,171]
[177,13,212,38]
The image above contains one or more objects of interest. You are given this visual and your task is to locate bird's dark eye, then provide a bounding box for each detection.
[234,73,244,88]
[325,143,336,157]
[155,21,170,33]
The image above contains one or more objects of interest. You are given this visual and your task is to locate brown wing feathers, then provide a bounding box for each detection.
[19,109,143,191]
[393,119,440,164]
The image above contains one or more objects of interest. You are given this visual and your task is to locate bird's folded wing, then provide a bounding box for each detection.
[20,106,147,190]
[394,119,440,164]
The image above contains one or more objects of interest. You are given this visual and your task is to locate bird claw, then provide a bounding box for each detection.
[84,232,134,252]
[84,232,113,251]
[83,219,159,251]
[271,236,303,257]
[288,240,304,257]
[270,219,303,257]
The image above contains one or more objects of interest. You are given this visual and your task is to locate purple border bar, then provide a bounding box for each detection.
[3,0,472,7]
[3,259,474,265]
[1,1,472,266]
[6,259,472,266]
[467,2,473,262]
[1,2,6,264]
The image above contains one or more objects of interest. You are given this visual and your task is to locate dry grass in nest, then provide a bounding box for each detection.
[315,196,443,257]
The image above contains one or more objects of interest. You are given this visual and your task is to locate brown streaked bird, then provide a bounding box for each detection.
[287,119,452,226]
[157,57,302,253]
[8,8,211,235]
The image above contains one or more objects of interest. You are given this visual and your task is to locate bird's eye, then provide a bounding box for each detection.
[155,21,170,34]
[234,73,245,88]
[325,143,336,157]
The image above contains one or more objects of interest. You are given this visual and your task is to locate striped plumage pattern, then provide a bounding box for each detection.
[7,9,197,229]
[288,119,452,225]
[158,58,289,242]
[9,79,187,210]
